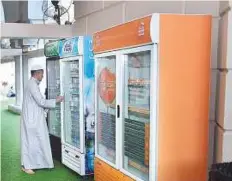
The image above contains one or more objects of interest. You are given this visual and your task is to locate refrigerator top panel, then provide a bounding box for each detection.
[59,36,93,58]
[93,15,153,54]
[93,13,212,54]
[59,37,81,58]
[44,36,93,58]
[44,40,60,58]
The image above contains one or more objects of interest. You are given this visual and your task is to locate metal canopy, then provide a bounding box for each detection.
[1,23,73,39]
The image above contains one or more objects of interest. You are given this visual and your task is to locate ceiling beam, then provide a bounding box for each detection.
[1,49,22,58]
[24,49,44,59]
[1,49,22,63]
[1,23,73,39]
[1,57,14,64]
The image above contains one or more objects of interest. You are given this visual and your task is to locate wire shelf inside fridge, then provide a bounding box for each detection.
[62,60,81,149]
[123,50,151,181]
[47,60,61,138]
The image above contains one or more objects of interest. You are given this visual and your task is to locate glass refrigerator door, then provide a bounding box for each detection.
[61,57,84,152]
[47,59,61,138]
[95,55,117,166]
[123,50,151,181]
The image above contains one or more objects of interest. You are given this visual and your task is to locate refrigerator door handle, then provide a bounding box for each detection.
[117,105,120,118]
[45,88,48,99]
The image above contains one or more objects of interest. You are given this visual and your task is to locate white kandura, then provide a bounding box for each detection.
[21,77,56,169]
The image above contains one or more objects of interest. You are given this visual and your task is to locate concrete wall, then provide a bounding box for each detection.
[73,0,220,122]
[73,1,220,67]
[215,1,232,163]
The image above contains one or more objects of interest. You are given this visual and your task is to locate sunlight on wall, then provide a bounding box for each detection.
[0,62,15,98]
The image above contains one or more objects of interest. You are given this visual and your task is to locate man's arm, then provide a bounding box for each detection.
[29,81,56,109]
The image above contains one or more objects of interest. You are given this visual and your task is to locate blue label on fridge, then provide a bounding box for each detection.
[83,36,95,174]
[59,37,79,57]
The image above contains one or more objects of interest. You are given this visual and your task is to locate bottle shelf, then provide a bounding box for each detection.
[128,106,149,115]
[128,79,150,86]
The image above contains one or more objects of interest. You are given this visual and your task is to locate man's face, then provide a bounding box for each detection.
[36,70,44,81]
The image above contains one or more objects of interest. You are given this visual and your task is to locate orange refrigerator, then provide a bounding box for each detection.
[93,13,212,181]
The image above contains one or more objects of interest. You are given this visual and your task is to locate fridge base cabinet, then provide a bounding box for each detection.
[62,144,86,176]
[94,158,134,181]
[50,135,61,162]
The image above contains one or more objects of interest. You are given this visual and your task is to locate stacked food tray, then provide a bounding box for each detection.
[99,112,116,151]
[124,53,151,174]
[128,79,150,109]
[124,118,145,163]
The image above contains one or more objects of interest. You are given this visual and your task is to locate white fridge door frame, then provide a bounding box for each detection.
[47,58,61,138]
[94,51,121,169]
[60,55,85,154]
[119,44,158,181]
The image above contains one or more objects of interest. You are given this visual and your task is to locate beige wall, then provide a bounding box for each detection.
[218,1,232,69]
[73,0,221,122]
[214,1,232,163]
[73,1,220,68]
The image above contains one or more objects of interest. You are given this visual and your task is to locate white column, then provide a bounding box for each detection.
[22,55,29,91]
[14,55,23,106]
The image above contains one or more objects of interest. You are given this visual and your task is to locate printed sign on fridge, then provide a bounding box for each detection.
[59,37,79,57]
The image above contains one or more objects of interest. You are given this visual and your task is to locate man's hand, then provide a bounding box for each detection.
[56,96,64,103]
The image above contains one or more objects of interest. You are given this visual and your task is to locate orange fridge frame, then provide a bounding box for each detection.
[93,13,212,181]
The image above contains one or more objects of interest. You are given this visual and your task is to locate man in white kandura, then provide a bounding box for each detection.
[20,65,64,174]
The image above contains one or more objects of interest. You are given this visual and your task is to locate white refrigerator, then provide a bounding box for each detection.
[59,36,95,176]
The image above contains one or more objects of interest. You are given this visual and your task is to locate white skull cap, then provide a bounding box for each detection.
[31,64,44,71]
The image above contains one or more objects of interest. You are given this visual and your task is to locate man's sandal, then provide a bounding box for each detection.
[21,167,35,174]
